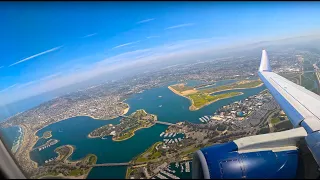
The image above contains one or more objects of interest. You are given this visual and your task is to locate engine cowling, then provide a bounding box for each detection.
[192,141,299,179]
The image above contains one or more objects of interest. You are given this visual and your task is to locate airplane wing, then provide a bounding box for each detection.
[192,50,320,179]
[258,50,320,166]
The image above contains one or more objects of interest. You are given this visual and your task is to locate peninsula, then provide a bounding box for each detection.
[88,109,157,141]
[168,80,263,110]
[31,145,97,179]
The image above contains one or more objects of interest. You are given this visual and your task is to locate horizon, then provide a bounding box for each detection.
[1,2,320,105]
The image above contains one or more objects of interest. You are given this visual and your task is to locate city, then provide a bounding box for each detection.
[0,45,319,178]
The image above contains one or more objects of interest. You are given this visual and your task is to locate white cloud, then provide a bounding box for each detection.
[112,41,141,49]
[9,46,63,67]
[16,72,62,89]
[82,33,97,38]
[0,84,18,93]
[165,23,194,30]
[147,36,160,39]
[0,36,256,105]
[136,18,155,24]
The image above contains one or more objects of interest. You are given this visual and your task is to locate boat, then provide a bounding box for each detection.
[101,137,108,140]
[173,133,177,137]
[174,139,178,143]
[178,138,182,142]
[159,105,162,107]
[160,132,165,137]
[164,133,168,138]
[199,118,204,122]
[168,133,173,137]
[181,163,184,172]
[175,162,179,168]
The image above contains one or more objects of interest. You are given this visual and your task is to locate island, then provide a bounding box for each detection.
[88,109,157,141]
[168,80,263,110]
[42,131,52,139]
[31,145,97,179]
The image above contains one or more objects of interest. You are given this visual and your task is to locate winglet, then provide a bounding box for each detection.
[259,49,272,72]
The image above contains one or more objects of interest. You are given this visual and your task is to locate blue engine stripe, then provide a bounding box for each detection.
[258,72,304,128]
[198,142,299,179]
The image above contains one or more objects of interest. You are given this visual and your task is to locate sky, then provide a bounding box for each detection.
[1,1,320,105]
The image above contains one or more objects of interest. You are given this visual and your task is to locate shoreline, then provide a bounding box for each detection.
[12,102,130,176]
[37,145,95,179]
[112,122,156,142]
[168,82,263,111]
[88,109,156,142]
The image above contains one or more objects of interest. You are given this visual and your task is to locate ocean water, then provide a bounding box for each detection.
[1,80,266,178]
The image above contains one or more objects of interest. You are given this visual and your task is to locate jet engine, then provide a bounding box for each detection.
[192,127,307,179]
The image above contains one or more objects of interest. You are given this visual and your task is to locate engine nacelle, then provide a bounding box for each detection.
[192,127,307,179]
[192,142,298,179]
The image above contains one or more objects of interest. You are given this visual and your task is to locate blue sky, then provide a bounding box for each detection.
[1,2,320,105]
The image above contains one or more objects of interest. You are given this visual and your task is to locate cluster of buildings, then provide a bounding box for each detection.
[208,91,280,127]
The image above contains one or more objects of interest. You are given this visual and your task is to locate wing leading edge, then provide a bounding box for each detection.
[258,49,320,166]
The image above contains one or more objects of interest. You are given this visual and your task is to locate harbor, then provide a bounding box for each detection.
[160,132,185,144]
[33,139,59,151]
[151,161,192,179]
[199,115,212,123]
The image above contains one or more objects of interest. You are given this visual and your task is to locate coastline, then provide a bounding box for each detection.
[37,145,95,179]
[168,82,263,111]
[112,122,156,142]
[12,102,130,176]
[88,109,155,142]
[11,126,23,154]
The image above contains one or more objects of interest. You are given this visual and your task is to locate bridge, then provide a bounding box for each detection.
[90,162,130,167]
[155,121,175,126]
[89,162,147,167]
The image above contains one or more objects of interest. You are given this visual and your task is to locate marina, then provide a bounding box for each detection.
[35,139,59,151]
[44,157,57,164]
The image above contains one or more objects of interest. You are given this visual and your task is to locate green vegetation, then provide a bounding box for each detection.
[180,146,201,156]
[274,120,293,132]
[216,124,227,131]
[200,80,262,94]
[187,92,243,109]
[170,80,262,110]
[134,142,162,163]
[113,110,157,141]
[132,109,147,119]
[42,131,52,139]
[69,169,83,176]
[170,83,194,92]
[256,127,270,135]
[271,117,281,124]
